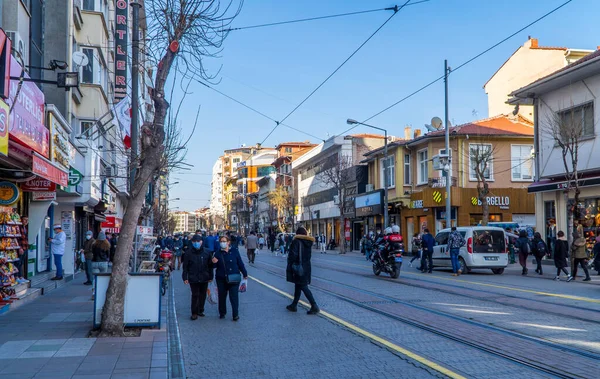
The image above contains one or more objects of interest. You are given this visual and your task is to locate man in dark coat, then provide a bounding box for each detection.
[286,227,319,315]
[182,235,216,320]
[420,229,435,273]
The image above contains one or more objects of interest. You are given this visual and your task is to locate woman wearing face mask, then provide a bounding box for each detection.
[213,236,248,321]
[81,231,95,285]
[182,234,217,320]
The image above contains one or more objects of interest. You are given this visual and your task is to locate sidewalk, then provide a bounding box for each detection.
[0,274,169,379]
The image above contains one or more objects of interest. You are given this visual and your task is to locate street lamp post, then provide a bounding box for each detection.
[347,119,389,229]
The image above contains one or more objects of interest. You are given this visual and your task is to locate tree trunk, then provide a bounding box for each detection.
[338,211,345,253]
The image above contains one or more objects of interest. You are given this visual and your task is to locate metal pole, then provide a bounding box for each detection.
[444,59,451,229]
[383,130,389,229]
[130,1,141,190]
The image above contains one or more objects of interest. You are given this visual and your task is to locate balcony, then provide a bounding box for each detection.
[428,176,457,188]
[73,0,84,30]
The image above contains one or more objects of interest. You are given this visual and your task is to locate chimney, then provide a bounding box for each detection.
[404,126,412,140]
[414,129,422,139]
[529,38,538,48]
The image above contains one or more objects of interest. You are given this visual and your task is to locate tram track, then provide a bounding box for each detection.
[250,258,598,379]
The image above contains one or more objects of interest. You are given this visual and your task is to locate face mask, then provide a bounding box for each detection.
[192,242,201,249]
[220,242,228,250]
[86,236,92,240]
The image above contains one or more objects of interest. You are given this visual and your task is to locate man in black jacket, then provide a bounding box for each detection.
[182,234,217,320]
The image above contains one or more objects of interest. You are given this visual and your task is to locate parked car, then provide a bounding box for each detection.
[432,226,508,274]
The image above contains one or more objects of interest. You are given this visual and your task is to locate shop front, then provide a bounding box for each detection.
[354,190,384,238]
[403,187,535,240]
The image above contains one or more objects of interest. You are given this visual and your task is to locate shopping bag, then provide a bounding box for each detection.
[207,279,218,305]
[239,278,247,293]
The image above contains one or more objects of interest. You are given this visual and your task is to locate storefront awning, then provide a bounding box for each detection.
[528,176,600,193]
[32,153,68,187]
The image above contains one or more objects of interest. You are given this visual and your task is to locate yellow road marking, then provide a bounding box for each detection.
[249,275,467,379]
[310,257,600,304]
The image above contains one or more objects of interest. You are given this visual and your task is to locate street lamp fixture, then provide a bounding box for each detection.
[169,182,180,186]
[169,198,180,201]
[346,118,390,229]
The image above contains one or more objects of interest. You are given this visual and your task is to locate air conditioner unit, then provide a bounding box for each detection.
[103,165,118,178]
[5,31,27,64]
[365,184,374,192]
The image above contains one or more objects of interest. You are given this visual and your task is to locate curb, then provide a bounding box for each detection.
[167,278,186,379]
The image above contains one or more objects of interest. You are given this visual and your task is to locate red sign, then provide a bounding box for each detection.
[0,30,11,99]
[32,191,57,201]
[32,154,68,187]
[22,176,56,192]
[6,56,49,157]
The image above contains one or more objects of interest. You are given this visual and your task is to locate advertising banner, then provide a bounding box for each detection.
[0,99,9,156]
[32,153,68,187]
[22,177,56,192]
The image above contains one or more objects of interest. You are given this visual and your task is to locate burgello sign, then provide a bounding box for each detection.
[472,196,510,209]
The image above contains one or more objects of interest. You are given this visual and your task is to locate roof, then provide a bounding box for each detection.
[423,114,533,139]
[275,141,316,149]
[350,133,387,139]
[511,48,600,96]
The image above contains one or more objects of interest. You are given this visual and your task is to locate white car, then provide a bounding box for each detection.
[432,227,508,274]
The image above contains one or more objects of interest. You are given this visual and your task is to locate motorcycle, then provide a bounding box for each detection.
[372,234,403,279]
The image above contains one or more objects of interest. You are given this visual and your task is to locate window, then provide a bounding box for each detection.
[284,147,293,153]
[417,149,428,185]
[435,232,449,246]
[558,102,594,137]
[81,48,94,84]
[469,144,493,181]
[80,120,95,137]
[257,166,275,177]
[439,149,451,178]
[233,158,241,163]
[83,0,95,10]
[404,154,411,185]
[511,145,533,181]
[380,155,395,188]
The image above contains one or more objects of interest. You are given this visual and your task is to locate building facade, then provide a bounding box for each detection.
[171,211,196,234]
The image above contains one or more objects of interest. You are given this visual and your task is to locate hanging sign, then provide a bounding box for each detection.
[114,0,128,101]
[68,167,83,186]
[22,177,56,192]
[32,154,68,187]
[0,99,8,156]
[0,181,20,205]
[32,191,57,201]
[137,226,153,236]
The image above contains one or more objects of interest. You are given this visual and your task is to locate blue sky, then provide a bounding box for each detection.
[169,0,599,211]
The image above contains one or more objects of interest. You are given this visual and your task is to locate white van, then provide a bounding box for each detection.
[432,227,508,274]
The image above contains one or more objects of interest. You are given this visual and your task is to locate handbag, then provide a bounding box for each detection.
[292,243,304,277]
[221,252,242,284]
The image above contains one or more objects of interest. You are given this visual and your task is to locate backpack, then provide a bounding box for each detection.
[521,240,531,255]
[536,240,547,256]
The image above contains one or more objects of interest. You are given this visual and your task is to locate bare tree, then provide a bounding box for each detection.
[468,143,497,226]
[318,154,353,252]
[99,0,242,336]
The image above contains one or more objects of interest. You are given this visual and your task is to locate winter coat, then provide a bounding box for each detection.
[182,247,214,283]
[246,234,258,249]
[554,238,569,269]
[83,238,95,260]
[531,237,547,258]
[92,240,111,262]
[515,237,531,255]
[286,235,315,285]
[421,233,434,253]
[214,248,247,280]
[572,237,588,259]
[203,235,216,252]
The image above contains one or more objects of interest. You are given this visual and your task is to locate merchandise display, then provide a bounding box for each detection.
[0,207,22,301]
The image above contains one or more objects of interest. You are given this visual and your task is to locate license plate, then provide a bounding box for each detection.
[395,257,403,263]
[484,256,499,261]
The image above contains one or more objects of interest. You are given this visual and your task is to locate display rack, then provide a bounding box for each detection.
[0,208,23,301]
[133,234,156,272]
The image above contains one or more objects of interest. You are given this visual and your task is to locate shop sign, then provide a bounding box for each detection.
[68,167,83,186]
[0,99,9,156]
[32,154,68,187]
[0,181,19,205]
[32,191,56,201]
[114,0,128,101]
[61,211,73,240]
[237,160,247,168]
[6,56,49,158]
[470,196,510,210]
[49,113,72,170]
[102,216,122,229]
[22,177,56,192]
[136,226,153,236]
[410,200,424,209]
[433,191,443,204]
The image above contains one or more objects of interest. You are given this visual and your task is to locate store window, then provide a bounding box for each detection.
[469,214,501,226]
[469,144,493,181]
[404,154,411,185]
[511,145,534,181]
[573,198,600,251]
[417,149,428,185]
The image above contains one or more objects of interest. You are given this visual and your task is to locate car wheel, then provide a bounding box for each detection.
[491,268,504,275]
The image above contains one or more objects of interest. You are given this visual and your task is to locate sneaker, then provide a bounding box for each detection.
[83,281,92,286]
[554,276,560,281]
[191,314,198,320]
[233,316,239,321]
[286,305,297,312]
[457,270,462,276]
[583,277,591,282]
[219,314,226,319]
[199,313,205,317]
[409,262,413,268]
[567,276,574,282]
[451,273,458,277]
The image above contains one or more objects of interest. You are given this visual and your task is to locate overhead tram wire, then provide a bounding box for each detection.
[197,81,323,141]
[260,1,413,145]
[220,1,430,32]
[336,0,574,137]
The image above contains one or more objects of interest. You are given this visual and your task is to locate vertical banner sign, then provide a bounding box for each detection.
[0,100,8,156]
[114,0,128,101]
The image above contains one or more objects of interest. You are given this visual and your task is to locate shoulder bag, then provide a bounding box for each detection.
[292,242,304,277]
[221,251,242,284]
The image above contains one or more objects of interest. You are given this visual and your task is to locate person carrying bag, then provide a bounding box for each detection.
[213,236,247,321]
[182,234,216,320]
[286,227,319,315]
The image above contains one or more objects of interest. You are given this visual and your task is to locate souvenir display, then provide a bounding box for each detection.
[0,208,23,301]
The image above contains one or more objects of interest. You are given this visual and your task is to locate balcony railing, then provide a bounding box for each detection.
[428,176,457,188]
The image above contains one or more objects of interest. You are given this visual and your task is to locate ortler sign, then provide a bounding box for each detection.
[114,0,128,101]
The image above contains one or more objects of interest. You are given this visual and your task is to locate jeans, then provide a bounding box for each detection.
[92,261,109,290]
[450,248,460,273]
[421,249,433,272]
[247,249,256,263]
[572,258,590,279]
[410,250,421,263]
[216,278,240,318]
[292,283,317,307]
[85,259,93,283]
[54,254,63,277]
[189,282,209,315]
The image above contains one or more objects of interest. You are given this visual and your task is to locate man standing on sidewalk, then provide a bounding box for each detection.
[49,224,66,280]
[447,227,465,276]
[421,229,434,273]
[246,231,258,264]
[81,231,95,285]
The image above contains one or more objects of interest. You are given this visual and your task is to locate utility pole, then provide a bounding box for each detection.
[130,1,141,190]
[444,60,452,229]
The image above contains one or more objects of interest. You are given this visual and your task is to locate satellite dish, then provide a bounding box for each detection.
[72,51,89,68]
[431,117,443,130]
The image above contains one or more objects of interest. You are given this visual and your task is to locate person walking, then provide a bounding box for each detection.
[515,230,532,275]
[214,236,247,321]
[592,237,600,276]
[420,229,434,274]
[409,232,422,268]
[81,231,95,285]
[532,232,548,275]
[92,232,111,278]
[320,233,326,254]
[258,235,265,250]
[447,227,466,276]
[174,235,184,270]
[365,233,374,261]
[269,233,276,254]
[553,231,572,281]
[571,232,591,282]
[246,231,258,264]
[49,225,66,280]
[182,235,216,320]
[286,227,319,315]
[109,233,118,263]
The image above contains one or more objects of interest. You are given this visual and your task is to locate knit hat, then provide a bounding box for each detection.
[191,234,202,242]
[97,231,107,241]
